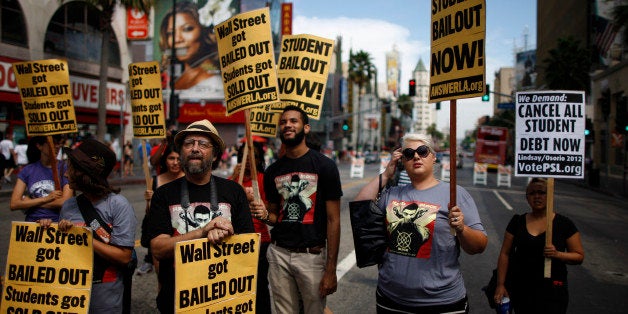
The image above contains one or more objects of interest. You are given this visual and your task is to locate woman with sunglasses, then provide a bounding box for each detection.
[493,178,584,313]
[355,133,487,313]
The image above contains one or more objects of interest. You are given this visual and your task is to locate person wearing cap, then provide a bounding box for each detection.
[249,105,343,313]
[39,138,137,313]
[142,119,254,313]
[354,133,487,313]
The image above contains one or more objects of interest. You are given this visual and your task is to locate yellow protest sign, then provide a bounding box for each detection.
[250,105,280,137]
[1,222,93,314]
[128,61,167,138]
[429,0,486,102]
[12,59,78,136]
[175,233,260,313]
[216,7,280,116]
[277,34,334,119]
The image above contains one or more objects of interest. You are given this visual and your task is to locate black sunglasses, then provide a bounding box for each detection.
[402,145,430,159]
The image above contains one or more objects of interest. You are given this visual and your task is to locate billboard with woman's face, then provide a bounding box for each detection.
[154,0,240,101]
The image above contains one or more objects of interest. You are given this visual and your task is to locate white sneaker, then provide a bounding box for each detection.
[136,262,153,275]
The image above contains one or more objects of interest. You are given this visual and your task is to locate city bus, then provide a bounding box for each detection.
[474,126,508,169]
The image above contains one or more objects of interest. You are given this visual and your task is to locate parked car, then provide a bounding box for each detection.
[364,152,380,164]
[437,151,463,168]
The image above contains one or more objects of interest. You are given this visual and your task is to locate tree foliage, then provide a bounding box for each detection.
[348,50,375,94]
[72,0,154,141]
[542,36,591,92]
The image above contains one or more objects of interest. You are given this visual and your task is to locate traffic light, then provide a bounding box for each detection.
[482,84,490,102]
[409,79,416,96]
[585,118,593,137]
[342,120,349,131]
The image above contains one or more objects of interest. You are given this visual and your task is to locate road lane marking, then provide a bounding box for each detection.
[336,250,356,280]
[492,190,513,210]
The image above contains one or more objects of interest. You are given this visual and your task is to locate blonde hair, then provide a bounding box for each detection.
[401,133,435,154]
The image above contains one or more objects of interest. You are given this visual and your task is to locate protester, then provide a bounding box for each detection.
[143,119,254,313]
[354,133,487,313]
[249,105,343,313]
[229,141,272,313]
[10,136,72,222]
[139,144,185,276]
[39,138,137,313]
[493,178,584,313]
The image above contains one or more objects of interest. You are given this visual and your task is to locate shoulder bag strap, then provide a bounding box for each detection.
[76,194,113,243]
[210,176,218,212]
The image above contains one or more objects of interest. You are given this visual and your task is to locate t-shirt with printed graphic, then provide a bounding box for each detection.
[18,160,69,222]
[143,175,255,314]
[264,149,343,248]
[60,193,137,313]
[376,182,485,307]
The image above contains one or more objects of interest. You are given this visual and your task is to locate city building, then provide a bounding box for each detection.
[410,59,437,134]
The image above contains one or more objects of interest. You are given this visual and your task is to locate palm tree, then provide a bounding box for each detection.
[542,36,591,92]
[348,50,375,149]
[77,0,154,141]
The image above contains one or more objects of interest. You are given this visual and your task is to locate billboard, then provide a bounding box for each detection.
[386,49,400,97]
[154,1,240,102]
[515,49,536,90]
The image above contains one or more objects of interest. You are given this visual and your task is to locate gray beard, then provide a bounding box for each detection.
[183,156,212,175]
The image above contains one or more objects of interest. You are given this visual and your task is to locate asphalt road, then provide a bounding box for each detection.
[1,158,627,313]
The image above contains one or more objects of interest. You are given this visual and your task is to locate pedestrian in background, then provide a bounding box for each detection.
[10,135,72,222]
[250,105,343,313]
[354,133,487,313]
[123,140,134,177]
[139,144,185,276]
[1,130,17,183]
[14,138,28,172]
[493,178,584,313]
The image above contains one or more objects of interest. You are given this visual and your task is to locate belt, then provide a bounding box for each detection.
[272,241,325,254]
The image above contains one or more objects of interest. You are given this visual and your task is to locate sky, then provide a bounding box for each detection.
[291,0,537,139]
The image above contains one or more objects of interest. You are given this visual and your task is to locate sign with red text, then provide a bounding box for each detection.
[12,59,78,136]
[515,91,585,178]
[128,61,166,138]
[1,222,93,314]
[216,8,279,116]
[175,234,260,313]
[429,0,486,102]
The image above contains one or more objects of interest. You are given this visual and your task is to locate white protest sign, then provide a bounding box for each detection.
[515,91,585,178]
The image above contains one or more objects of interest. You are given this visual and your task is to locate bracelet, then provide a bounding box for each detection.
[260,210,270,222]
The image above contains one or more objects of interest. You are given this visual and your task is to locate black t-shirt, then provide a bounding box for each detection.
[507,213,578,286]
[143,175,254,313]
[264,149,343,248]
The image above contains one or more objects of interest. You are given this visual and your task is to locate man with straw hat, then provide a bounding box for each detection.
[142,119,254,313]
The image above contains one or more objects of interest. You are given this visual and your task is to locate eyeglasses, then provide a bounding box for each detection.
[402,145,430,160]
[526,190,547,196]
[182,138,213,149]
